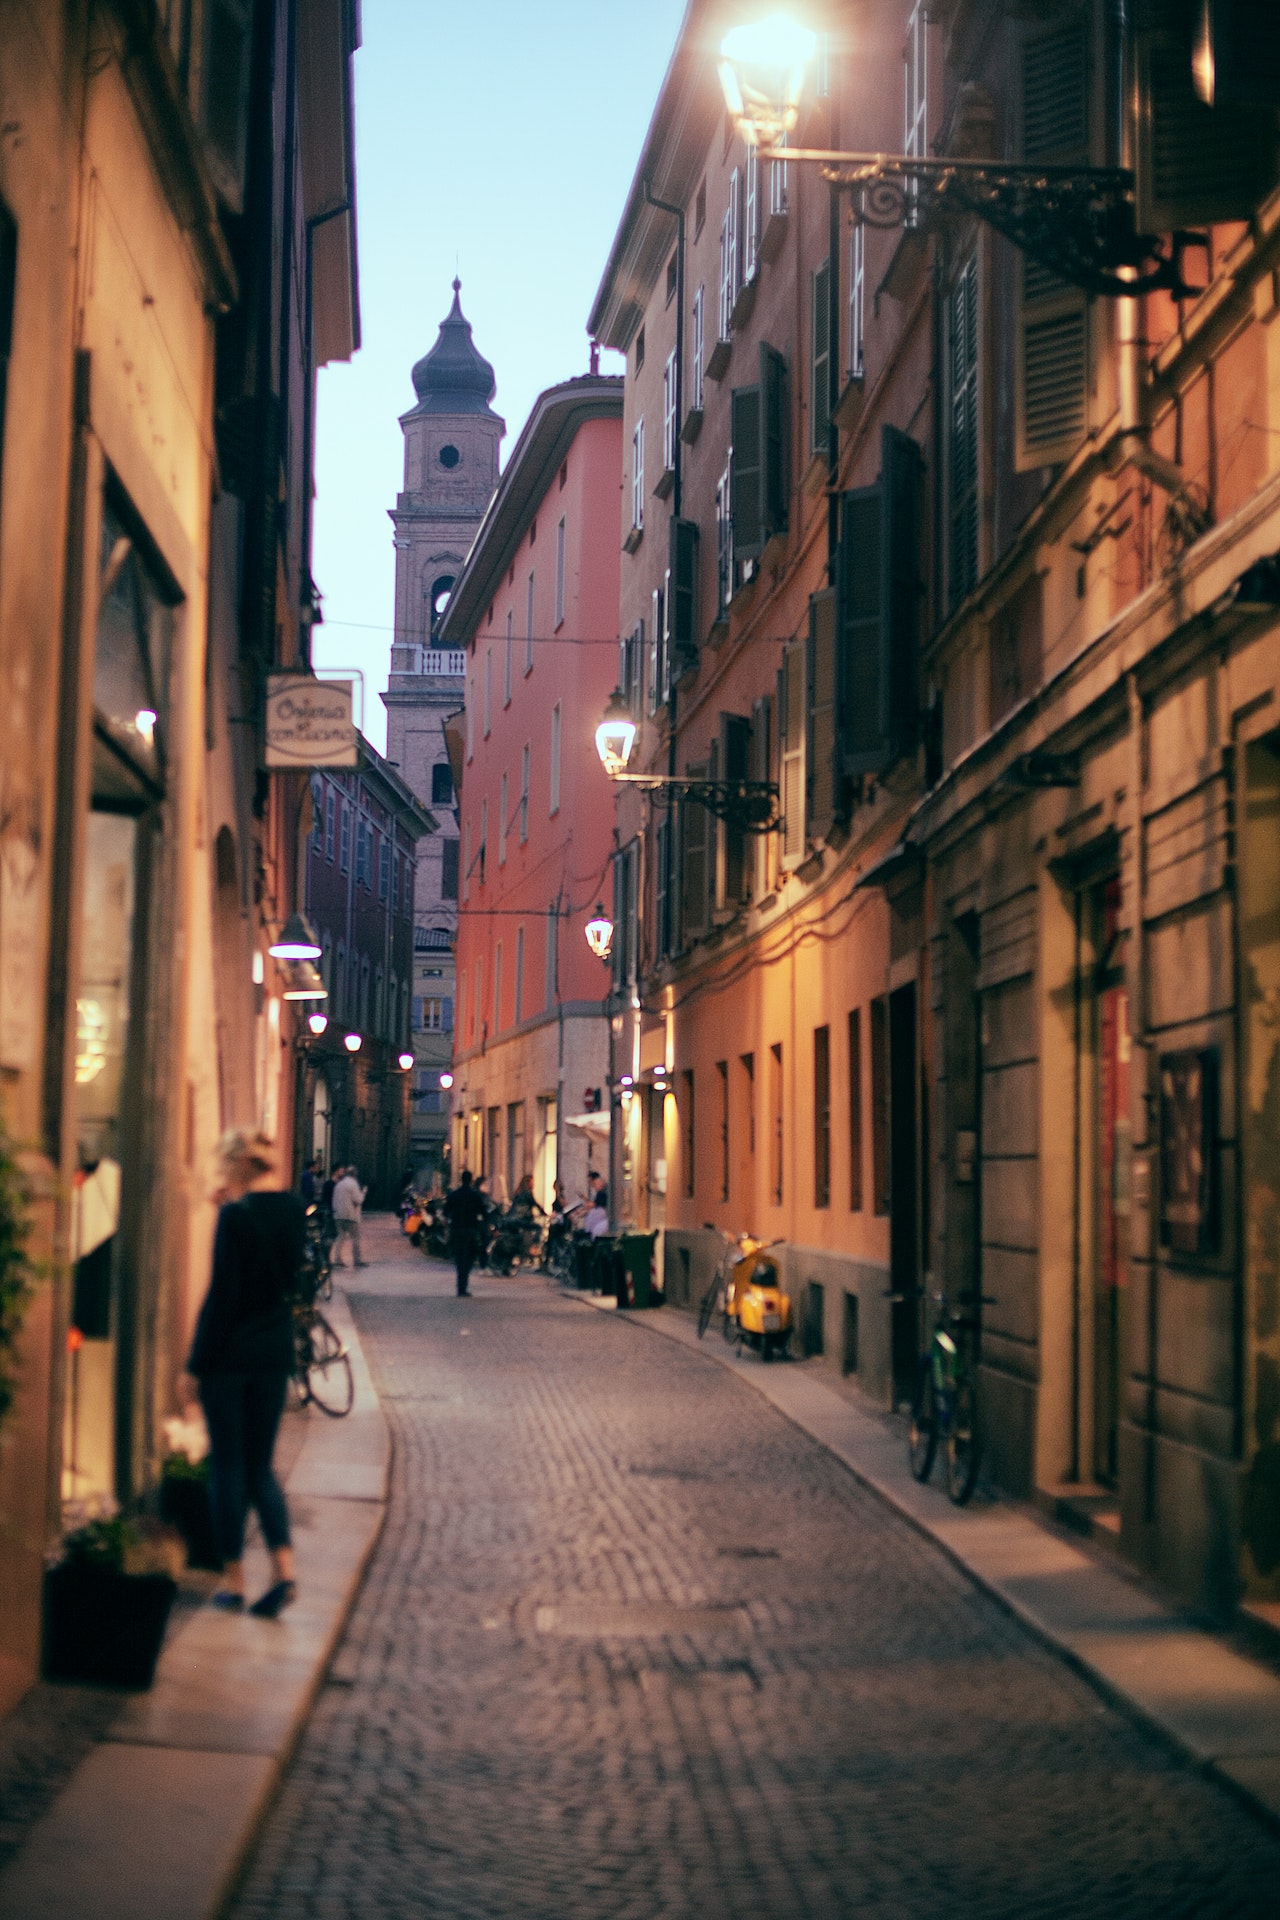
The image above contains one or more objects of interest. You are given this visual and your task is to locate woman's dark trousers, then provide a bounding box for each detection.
[200,1372,291,1563]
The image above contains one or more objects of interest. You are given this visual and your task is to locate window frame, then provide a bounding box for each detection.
[549,702,562,813]
[525,572,535,672]
[631,418,645,533]
[554,516,566,629]
[691,283,705,412]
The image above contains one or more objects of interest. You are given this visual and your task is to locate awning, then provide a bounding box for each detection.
[564,1111,611,1140]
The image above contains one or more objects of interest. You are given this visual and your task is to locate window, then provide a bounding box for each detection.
[526,572,535,671]
[666,250,678,304]
[668,517,698,673]
[848,1008,863,1210]
[355,818,368,887]
[717,1060,729,1202]
[837,427,924,781]
[849,222,865,380]
[379,840,390,901]
[484,649,492,735]
[1017,19,1090,468]
[635,325,645,372]
[504,610,513,704]
[559,459,568,490]
[770,1042,783,1205]
[554,517,566,628]
[421,996,443,1033]
[474,957,483,1042]
[514,924,524,1023]
[466,678,475,758]
[949,256,979,608]
[716,464,732,613]
[462,820,471,901]
[431,762,453,805]
[493,942,503,1034]
[620,623,643,717]
[740,1052,756,1181]
[339,802,350,872]
[499,772,508,864]
[479,797,488,880]
[814,1025,831,1209]
[545,904,557,1010]
[691,284,705,413]
[631,420,644,532]
[441,835,459,900]
[391,851,400,912]
[324,789,335,860]
[743,143,759,283]
[810,258,831,455]
[718,176,738,342]
[374,966,384,1036]
[662,352,677,475]
[903,0,928,224]
[549,703,561,813]
[694,175,706,238]
[520,743,529,843]
[769,133,789,218]
[871,995,889,1215]
[335,942,346,1018]
[682,1069,696,1197]
[649,583,666,714]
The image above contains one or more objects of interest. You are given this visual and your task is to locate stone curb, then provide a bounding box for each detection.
[0,1285,391,1920]
[579,1289,1280,1838]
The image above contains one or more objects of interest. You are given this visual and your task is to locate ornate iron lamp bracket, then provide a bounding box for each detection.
[780,149,1200,299]
[612,773,780,832]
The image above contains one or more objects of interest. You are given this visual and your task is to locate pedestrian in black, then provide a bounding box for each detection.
[183,1128,303,1617]
[443,1168,487,1297]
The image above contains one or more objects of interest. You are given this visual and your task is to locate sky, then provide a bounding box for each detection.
[310,0,690,753]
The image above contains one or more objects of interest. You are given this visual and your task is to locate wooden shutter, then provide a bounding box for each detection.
[1016,19,1090,469]
[668,517,699,670]
[716,712,750,912]
[681,764,710,943]
[839,426,922,776]
[752,692,772,898]
[949,259,979,605]
[807,588,839,843]
[200,0,254,211]
[883,427,923,758]
[731,384,763,561]
[648,589,663,715]
[1135,0,1279,231]
[780,642,807,869]
[760,342,789,544]
[810,259,831,455]
[1194,0,1280,109]
[655,819,671,960]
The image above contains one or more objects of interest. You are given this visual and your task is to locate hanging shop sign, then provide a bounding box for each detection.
[265,676,357,769]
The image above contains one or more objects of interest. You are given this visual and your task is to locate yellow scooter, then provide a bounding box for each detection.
[698,1228,791,1359]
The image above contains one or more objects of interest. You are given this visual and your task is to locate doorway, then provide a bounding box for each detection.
[889,981,920,1399]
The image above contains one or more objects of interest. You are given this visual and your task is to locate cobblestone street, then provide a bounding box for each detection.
[231,1247,1280,1920]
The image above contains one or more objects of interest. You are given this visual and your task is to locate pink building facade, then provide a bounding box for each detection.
[438,376,623,1206]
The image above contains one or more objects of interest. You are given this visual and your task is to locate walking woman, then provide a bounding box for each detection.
[185,1129,303,1617]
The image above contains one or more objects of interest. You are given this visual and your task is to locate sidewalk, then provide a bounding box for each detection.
[0,1285,389,1920]
[585,1290,1280,1835]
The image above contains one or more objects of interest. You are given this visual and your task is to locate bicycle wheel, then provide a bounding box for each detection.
[697,1278,722,1338]
[946,1374,981,1504]
[908,1359,938,1482]
[305,1310,354,1418]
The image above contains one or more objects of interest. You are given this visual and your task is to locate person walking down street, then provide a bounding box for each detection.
[332,1166,369,1268]
[184,1129,301,1618]
[299,1157,319,1208]
[443,1168,487,1297]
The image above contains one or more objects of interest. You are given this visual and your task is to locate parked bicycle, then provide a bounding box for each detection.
[292,1213,353,1417]
[905,1289,992,1505]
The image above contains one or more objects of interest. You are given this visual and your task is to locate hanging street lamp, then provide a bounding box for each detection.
[269,912,322,961]
[584,905,615,961]
[595,690,779,831]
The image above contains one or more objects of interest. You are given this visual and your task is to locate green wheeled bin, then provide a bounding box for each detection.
[620,1231,658,1308]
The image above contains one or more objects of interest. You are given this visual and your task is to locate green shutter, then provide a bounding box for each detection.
[1136,1,1279,231]
[681,764,710,943]
[200,0,255,212]
[1016,20,1090,468]
[668,517,699,669]
[806,588,839,843]
[838,483,885,775]
[717,712,750,909]
[1195,0,1280,109]
[810,260,831,455]
[883,426,923,752]
[760,342,789,542]
[731,384,762,560]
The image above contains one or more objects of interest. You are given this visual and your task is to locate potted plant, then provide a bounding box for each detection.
[43,1516,181,1689]
[159,1450,222,1571]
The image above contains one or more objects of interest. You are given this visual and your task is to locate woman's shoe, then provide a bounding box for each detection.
[249,1579,297,1619]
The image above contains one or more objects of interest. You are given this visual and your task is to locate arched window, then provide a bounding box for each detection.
[429,574,455,639]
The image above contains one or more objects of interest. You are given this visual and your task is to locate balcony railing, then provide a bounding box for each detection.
[391,644,466,676]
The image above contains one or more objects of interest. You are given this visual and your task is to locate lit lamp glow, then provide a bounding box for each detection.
[344,1032,362,1053]
[134,708,157,747]
[585,904,615,961]
[269,912,322,961]
[308,1011,328,1036]
[718,13,818,148]
[439,1071,455,1090]
[282,960,328,1002]
[398,1051,415,1071]
[594,688,637,777]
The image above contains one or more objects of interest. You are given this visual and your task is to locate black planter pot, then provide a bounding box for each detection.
[43,1564,177,1689]
[159,1474,223,1570]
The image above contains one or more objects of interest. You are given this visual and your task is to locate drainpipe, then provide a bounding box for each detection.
[642,179,684,518]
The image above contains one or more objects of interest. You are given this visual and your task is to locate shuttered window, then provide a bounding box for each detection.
[810,259,831,455]
[655,817,675,959]
[718,174,738,343]
[731,384,762,561]
[681,764,710,945]
[744,144,759,282]
[715,712,750,913]
[949,257,979,608]
[200,0,254,211]
[780,642,806,869]
[668,517,699,672]
[1136,0,1280,233]
[1016,20,1090,468]
[649,586,664,715]
[761,342,788,545]
[839,427,923,778]
[806,588,839,843]
[716,465,733,612]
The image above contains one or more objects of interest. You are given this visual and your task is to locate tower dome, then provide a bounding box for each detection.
[409,279,498,416]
